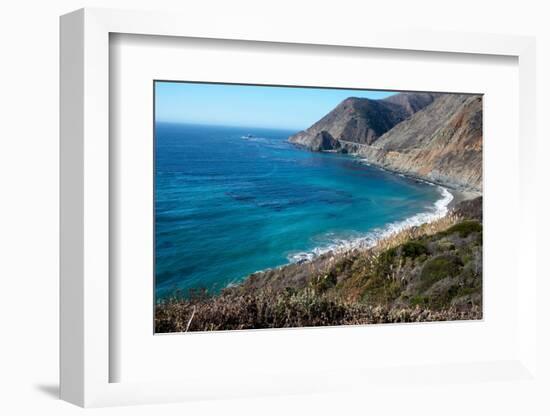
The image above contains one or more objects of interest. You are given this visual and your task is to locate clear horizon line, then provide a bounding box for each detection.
[154,119,304,132]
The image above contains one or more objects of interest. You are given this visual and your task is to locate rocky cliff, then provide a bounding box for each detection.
[288,92,482,192]
[357,94,482,191]
[288,92,438,147]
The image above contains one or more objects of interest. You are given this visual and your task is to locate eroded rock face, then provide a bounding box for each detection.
[451,196,483,221]
[288,93,438,150]
[358,94,482,192]
[288,92,482,192]
[383,92,441,116]
[309,131,340,151]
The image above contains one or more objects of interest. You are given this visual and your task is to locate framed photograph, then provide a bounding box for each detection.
[60,8,538,408]
[153,81,483,333]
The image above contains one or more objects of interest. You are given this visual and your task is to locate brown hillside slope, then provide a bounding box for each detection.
[288,92,438,148]
[357,94,482,191]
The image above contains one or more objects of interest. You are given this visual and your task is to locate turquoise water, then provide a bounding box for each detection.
[155,123,444,298]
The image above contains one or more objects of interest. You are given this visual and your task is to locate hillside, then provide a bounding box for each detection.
[357,94,482,191]
[155,198,482,332]
[288,92,438,148]
[288,92,483,192]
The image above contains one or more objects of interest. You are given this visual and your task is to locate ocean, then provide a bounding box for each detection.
[155,123,450,298]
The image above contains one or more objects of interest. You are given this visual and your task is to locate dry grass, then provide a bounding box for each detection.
[370,213,461,255]
[311,213,463,288]
[155,288,481,333]
[156,264,482,333]
[155,211,481,333]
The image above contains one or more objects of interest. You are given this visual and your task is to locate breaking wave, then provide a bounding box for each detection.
[287,186,453,264]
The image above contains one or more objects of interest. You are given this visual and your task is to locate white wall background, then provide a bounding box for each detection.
[0,0,548,415]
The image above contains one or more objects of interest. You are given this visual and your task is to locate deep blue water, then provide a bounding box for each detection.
[155,123,442,298]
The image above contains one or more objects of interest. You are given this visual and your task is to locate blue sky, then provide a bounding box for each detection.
[155,81,397,130]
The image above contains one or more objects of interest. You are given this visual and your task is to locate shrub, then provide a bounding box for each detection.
[310,272,337,293]
[361,273,403,305]
[375,247,397,277]
[419,255,463,290]
[154,288,482,332]
[440,220,482,238]
[400,241,429,258]
[410,295,428,307]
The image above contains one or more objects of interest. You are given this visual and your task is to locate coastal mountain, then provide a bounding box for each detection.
[288,92,482,192]
[382,92,440,115]
[357,94,482,191]
[288,92,438,147]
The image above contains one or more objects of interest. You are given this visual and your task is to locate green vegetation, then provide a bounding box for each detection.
[419,255,463,290]
[375,247,397,277]
[361,276,402,305]
[155,200,483,332]
[439,220,482,238]
[400,241,429,258]
[310,272,337,294]
[155,287,481,332]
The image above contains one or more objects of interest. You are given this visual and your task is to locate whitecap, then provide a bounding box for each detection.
[287,186,454,263]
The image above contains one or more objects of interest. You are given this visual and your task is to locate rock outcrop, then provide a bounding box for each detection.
[288,92,482,192]
[357,94,482,191]
[383,92,440,116]
[309,131,340,152]
[288,93,438,149]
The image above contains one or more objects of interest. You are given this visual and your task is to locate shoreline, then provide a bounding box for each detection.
[284,146,482,266]
[162,143,482,299]
[156,185,483,331]
[286,184,455,265]
[292,137,482,196]
[293,141,482,209]
[223,180,478,293]
[350,151,481,196]
[227,153,482,291]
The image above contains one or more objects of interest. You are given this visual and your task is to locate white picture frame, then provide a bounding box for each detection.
[60,7,538,408]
